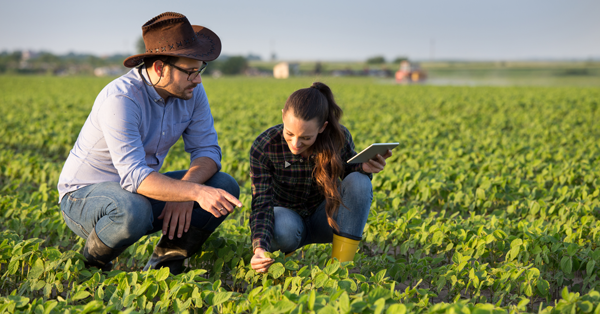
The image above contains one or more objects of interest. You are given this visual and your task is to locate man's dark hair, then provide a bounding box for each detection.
[139,56,180,87]
[143,56,179,68]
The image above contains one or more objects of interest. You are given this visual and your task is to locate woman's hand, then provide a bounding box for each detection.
[362,149,392,173]
[251,248,274,273]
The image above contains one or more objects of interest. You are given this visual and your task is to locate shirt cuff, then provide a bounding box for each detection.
[252,237,270,252]
[359,167,374,180]
[190,151,222,171]
[128,167,155,193]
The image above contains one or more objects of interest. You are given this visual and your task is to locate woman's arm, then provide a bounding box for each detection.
[249,135,277,271]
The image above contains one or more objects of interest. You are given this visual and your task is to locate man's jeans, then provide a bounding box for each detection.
[60,171,240,249]
[270,172,373,253]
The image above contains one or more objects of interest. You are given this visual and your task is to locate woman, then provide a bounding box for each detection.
[249,82,391,273]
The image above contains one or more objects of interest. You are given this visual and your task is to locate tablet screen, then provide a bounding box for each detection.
[347,143,398,164]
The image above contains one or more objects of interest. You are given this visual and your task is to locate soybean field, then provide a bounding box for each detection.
[1,75,600,313]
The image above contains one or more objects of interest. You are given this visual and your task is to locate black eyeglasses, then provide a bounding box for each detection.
[164,61,208,81]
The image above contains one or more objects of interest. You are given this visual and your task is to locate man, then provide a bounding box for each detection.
[57,12,242,275]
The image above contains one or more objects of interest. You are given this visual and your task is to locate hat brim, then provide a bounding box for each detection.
[123,25,222,68]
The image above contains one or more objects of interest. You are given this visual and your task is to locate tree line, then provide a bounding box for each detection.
[0,50,249,76]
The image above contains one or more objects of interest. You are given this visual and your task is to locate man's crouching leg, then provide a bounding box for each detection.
[61,182,155,271]
[144,171,240,275]
[83,228,129,271]
[143,226,212,274]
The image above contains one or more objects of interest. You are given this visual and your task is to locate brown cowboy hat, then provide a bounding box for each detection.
[123,12,221,68]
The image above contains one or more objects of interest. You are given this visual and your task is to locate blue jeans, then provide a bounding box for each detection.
[60,171,240,249]
[270,172,373,253]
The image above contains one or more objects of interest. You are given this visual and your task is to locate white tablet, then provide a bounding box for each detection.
[347,143,399,164]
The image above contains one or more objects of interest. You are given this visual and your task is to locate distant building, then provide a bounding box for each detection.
[244,67,270,77]
[21,50,39,61]
[20,50,39,69]
[273,62,299,79]
[211,69,223,78]
[332,68,355,77]
[273,62,289,79]
[94,66,126,77]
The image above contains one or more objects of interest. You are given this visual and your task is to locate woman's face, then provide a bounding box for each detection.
[282,110,327,157]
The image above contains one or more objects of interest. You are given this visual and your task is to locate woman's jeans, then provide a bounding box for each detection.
[270,172,373,253]
[60,171,240,249]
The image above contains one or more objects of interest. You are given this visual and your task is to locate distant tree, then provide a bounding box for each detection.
[246,53,262,61]
[0,50,129,75]
[314,61,322,75]
[393,56,408,63]
[0,51,21,72]
[220,56,248,75]
[9,51,22,62]
[86,55,106,68]
[366,56,386,64]
[136,36,146,54]
[38,52,59,63]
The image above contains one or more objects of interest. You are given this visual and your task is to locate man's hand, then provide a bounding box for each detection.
[362,149,393,173]
[158,186,242,239]
[159,201,194,239]
[195,185,243,218]
[251,248,274,273]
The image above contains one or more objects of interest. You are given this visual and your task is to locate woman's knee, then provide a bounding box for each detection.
[273,227,302,252]
[342,172,373,199]
[272,208,303,252]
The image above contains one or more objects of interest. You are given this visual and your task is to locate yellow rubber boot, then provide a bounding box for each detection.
[331,234,360,263]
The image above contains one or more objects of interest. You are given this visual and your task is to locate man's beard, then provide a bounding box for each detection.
[168,84,197,100]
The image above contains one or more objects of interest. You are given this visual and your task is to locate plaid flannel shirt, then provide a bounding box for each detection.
[249,124,370,252]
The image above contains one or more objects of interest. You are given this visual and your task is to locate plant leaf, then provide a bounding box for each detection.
[268,262,285,279]
[587,260,596,276]
[537,279,550,296]
[212,291,232,307]
[72,291,90,301]
[561,256,573,274]
[155,267,170,281]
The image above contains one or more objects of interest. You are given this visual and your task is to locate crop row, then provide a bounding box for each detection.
[1,76,599,313]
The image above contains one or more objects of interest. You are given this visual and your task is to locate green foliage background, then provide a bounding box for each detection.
[1,75,600,313]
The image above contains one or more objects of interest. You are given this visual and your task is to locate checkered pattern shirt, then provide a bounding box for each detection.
[249,124,370,252]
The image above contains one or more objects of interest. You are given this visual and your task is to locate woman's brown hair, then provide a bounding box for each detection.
[283,82,346,232]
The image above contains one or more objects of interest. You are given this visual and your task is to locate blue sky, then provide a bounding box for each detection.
[1,0,598,61]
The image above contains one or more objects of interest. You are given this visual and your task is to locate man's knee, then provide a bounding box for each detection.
[98,194,154,247]
[121,196,153,231]
[207,172,240,198]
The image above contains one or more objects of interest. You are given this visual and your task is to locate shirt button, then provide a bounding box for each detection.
[300,158,304,162]
[162,132,165,135]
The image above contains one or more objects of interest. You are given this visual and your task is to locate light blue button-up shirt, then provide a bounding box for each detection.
[57,67,221,202]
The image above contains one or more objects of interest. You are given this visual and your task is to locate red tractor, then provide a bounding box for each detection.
[395,60,427,83]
